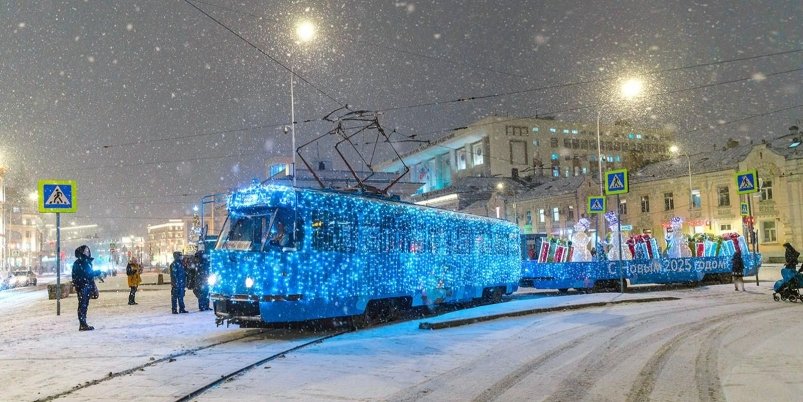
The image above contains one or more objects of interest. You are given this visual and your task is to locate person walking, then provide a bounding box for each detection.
[783,242,800,269]
[169,252,188,314]
[194,250,211,311]
[72,245,102,331]
[126,257,143,305]
[732,250,745,291]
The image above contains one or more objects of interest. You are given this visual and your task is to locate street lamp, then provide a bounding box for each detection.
[595,77,644,244]
[289,20,316,187]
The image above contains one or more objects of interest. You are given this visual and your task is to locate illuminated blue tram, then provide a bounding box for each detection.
[209,182,521,327]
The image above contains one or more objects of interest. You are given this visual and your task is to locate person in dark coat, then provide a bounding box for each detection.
[169,251,188,314]
[72,245,102,331]
[732,250,745,291]
[193,250,211,311]
[783,242,800,269]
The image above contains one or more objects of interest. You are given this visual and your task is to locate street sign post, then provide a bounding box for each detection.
[735,170,759,285]
[587,196,606,215]
[37,179,78,316]
[735,169,758,195]
[604,169,629,195]
[604,169,629,293]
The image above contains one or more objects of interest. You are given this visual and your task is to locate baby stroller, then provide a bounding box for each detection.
[773,265,803,302]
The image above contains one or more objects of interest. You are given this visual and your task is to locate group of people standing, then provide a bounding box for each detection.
[71,245,212,331]
[167,250,211,314]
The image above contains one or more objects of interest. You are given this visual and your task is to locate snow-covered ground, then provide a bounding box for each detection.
[0,266,800,401]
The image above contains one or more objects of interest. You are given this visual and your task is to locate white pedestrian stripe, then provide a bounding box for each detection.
[591,200,603,210]
[45,186,71,205]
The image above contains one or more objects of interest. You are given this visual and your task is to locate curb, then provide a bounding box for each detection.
[418,297,680,330]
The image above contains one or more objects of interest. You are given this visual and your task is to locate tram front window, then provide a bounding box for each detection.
[217,208,296,251]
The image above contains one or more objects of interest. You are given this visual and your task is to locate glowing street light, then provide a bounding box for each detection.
[289,19,317,187]
[620,78,644,100]
[596,77,644,242]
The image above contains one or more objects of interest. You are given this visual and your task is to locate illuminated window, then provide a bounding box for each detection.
[549,128,557,133]
[472,141,484,165]
[456,149,467,170]
[762,221,777,242]
[538,209,546,223]
[532,127,539,132]
[760,180,773,201]
[717,186,730,207]
[552,207,560,222]
[640,195,650,213]
[691,190,701,209]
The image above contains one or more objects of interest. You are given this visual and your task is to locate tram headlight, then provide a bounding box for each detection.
[245,277,254,288]
[207,273,218,286]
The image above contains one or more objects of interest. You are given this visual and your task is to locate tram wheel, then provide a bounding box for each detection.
[482,287,504,303]
[773,294,780,302]
[557,288,569,294]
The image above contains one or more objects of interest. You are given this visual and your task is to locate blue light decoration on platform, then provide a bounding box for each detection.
[521,254,761,289]
[210,182,521,321]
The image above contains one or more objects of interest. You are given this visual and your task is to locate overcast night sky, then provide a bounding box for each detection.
[0,0,800,237]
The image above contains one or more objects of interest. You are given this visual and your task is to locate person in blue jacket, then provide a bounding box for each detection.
[72,245,102,331]
[170,251,188,314]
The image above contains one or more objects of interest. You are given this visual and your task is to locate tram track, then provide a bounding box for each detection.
[32,329,273,402]
[174,330,350,401]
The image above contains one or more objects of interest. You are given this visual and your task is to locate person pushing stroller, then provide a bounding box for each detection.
[774,242,802,302]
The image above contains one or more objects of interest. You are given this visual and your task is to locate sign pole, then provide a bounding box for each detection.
[617,194,625,293]
[37,179,77,316]
[747,194,759,286]
[56,213,61,316]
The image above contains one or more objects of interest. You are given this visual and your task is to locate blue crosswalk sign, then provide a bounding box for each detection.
[38,180,77,213]
[605,169,629,195]
[735,170,758,194]
[587,196,606,215]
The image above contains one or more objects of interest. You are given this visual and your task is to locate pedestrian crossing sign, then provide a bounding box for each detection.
[740,202,749,216]
[587,196,606,215]
[605,169,629,195]
[38,179,77,213]
[735,169,758,194]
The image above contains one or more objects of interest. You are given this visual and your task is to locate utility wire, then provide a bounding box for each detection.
[182,0,345,106]
[377,48,802,113]
[96,49,800,152]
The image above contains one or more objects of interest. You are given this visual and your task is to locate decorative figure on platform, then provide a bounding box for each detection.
[570,218,593,262]
[666,216,692,258]
[604,211,632,261]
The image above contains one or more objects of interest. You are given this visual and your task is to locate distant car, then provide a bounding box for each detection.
[10,270,37,287]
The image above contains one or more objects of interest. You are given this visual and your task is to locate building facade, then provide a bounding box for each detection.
[146,219,189,267]
[378,116,674,196]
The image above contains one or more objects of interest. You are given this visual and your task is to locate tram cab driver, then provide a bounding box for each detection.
[269,221,290,247]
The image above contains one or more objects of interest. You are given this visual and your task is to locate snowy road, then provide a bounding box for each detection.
[1,269,801,401]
